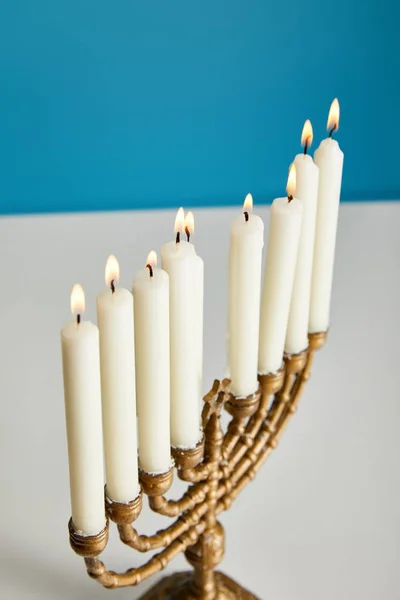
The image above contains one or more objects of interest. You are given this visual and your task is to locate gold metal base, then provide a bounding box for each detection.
[139,571,260,599]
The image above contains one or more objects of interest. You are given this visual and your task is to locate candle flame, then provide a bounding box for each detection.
[301,119,313,149]
[327,98,340,133]
[286,164,296,198]
[243,193,253,213]
[174,207,185,234]
[70,284,85,316]
[105,255,120,287]
[184,211,195,235]
[146,250,157,268]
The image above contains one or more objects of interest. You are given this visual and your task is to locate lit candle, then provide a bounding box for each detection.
[161,209,204,448]
[133,251,171,473]
[285,120,319,354]
[228,194,264,397]
[61,284,105,535]
[185,211,203,403]
[309,99,344,333]
[97,256,139,502]
[258,166,303,374]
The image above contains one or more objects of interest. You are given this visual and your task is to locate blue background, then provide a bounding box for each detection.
[0,1,398,215]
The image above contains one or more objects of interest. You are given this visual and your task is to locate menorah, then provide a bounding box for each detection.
[68,330,326,599]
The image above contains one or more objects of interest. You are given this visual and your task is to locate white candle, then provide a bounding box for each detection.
[185,211,204,403]
[228,194,264,397]
[285,121,319,354]
[61,284,105,535]
[309,99,344,333]
[133,251,171,474]
[258,166,303,374]
[161,209,204,449]
[97,256,139,503]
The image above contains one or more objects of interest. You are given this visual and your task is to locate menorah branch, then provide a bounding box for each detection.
[84,520,205,589]
[149,480,209,517]
[118,504,207,552]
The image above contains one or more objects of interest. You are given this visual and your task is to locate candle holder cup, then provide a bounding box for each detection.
[68,332,327,598]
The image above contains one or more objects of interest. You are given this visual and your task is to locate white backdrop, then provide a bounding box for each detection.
[0,202,399,599]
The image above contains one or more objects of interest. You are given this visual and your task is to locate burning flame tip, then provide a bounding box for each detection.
[174,207,185,233]
[146,250,157,267]
[184,210,195,234]
[286,164,296,198]
[105,254,120,287]
[243,193,253,212]
[301,119,313,148]
[327,98,340,132]
[70,284,85,316]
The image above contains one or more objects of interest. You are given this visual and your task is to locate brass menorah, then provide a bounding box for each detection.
[68,331,326,599]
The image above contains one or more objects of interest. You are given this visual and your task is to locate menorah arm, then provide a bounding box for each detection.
[177,356,309,513]
[289,349,314,411]
[118,501,207,552]
[220,367,297,481]
[222,415,248,460]
[149,480,209,517]
[218,390,301,512]
[177,383,228,484]
[225,391,280,474]
[84,520,206,589]
[222,386,265,461]
[217,345,319,511]
[223,341,317,476]
[178,462,213,483]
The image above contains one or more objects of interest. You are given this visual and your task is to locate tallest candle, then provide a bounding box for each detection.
[228,194,264,397]
[309,99,344,333]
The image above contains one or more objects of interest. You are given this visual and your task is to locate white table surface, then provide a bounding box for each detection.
[0,203,399,600]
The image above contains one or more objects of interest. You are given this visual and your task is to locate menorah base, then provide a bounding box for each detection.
[139,571,260,599]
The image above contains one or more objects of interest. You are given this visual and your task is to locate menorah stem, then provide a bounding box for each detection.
[186,408,225,599]
[192,564,220,599]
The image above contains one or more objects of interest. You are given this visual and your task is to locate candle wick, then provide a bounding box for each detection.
[185,226,191,242]
[329,124,337,138]
[176,231,181,244]
[244,211,249,222]
[303,138,309,155]
[146,263,154,278]
[76,314,81,325]
[110,279,115,294]
[287,195,293,203]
